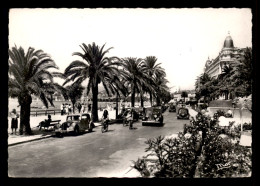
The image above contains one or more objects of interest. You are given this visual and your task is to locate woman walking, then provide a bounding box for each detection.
[10,109,19,135]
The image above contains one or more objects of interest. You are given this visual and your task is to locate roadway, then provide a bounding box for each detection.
[8,109,189,177]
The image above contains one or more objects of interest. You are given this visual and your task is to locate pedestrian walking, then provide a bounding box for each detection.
[62,103,66,115]
[83,103,86,113]
[65,104,69,115]
[128,108,134,129]
[88,104,91,113]
[77,102,82,113]
[60,103,64,115]
[10,109,19,135]
[101,109,109,133]
[68,104,72,114]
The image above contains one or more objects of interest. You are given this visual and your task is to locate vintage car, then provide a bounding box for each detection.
[169,103,176,112]
[176,106,190,119]
[54,113,94,136]
[142,106,164,126]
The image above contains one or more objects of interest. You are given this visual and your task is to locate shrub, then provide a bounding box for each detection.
[197,130,252,177]
[132,134,199,178]
[133,111,251,178]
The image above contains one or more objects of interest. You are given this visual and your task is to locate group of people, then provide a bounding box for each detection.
[60,102,92,115]
[60,103,72,115]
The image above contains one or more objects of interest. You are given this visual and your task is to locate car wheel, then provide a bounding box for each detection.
[74,126,79,135]
[55,132,62,137]
[101,125,105,133]
[160,116,164,124]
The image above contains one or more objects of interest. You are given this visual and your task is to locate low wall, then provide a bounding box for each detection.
[207,107,251,119]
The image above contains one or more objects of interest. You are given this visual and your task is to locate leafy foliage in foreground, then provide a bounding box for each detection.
[133,112,251,178]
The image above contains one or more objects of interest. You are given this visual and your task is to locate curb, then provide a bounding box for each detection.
[8,135,53,147]
[8,123,103,147]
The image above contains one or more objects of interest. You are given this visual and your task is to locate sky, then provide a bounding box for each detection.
[8,8,252,92]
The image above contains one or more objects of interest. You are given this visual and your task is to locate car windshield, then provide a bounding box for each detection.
[152,109,161,115]
[67,115,80,121]
[73,116,80,120]
[146,110,152,117]
[179,108,188,114]
[81,115,87,119]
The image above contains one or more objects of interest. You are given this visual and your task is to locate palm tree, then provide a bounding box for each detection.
[207,78,219,100]
[8,46,62,135]
[63,42,126,122]
[230,47,252,97]
[217,64,233,100]
[65,83,84,113]
[154,76,170,106]
[142,56,166,106]
[195,73,212,103]
[120,57,152,107]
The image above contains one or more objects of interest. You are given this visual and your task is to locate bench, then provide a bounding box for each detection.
[39,120,61,130]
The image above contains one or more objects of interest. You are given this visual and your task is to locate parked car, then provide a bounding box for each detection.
[169,103,176,112]
[142,106,164,126]
[54,113,94,136]
[177,106,190,119]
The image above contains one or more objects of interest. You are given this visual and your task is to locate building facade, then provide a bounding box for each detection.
[204,33,245,78]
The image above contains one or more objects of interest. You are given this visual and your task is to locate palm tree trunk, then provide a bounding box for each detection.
[156,95,160,106]
[140,94,144,108]
[225,92,228,100]
[91,83,99,122]
[131,84,136,107]
[18,93,32,135]
[149,92,153,106]
[72,103,75,113]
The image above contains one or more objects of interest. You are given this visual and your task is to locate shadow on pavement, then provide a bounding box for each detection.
[142,123,165,127]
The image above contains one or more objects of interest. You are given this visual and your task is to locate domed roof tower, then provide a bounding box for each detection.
[205,57,211,67]
[223,32,234,48]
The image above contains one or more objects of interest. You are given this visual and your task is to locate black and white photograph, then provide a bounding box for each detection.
[7,8,253,178]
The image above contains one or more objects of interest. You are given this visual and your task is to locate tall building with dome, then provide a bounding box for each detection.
[204,32,245,78]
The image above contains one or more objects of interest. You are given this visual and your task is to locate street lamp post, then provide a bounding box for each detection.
[116,92,119,119]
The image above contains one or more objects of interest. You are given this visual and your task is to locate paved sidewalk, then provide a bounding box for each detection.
[8,110,119,146]
[8,122,102,146]
[7,113,104,146]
